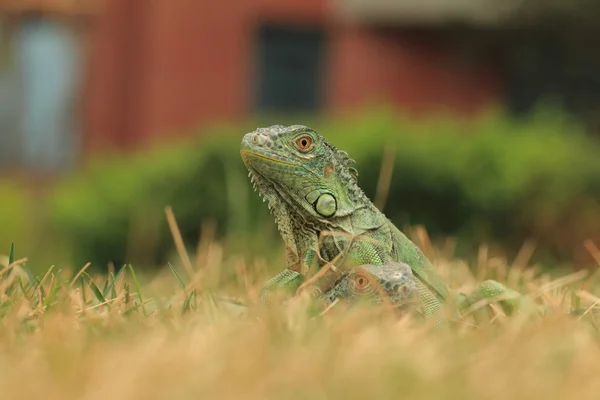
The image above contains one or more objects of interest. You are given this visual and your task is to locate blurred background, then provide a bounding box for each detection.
[0,0,598,275]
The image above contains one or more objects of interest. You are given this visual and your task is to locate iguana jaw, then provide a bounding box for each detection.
[240,149,299,169]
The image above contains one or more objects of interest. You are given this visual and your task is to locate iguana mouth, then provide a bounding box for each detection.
[240,131,300,168]
[240,149,297,167]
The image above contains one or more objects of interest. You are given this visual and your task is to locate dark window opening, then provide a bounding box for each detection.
[254,24,326,114]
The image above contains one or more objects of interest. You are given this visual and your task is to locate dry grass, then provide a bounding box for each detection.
[1,232,600,400]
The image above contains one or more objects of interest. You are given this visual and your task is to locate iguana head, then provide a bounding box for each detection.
[240,125,367,224]
[320,263,419,310]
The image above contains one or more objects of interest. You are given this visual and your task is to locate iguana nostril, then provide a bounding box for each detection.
[393,284,408,294]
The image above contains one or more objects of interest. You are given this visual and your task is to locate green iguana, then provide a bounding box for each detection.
[240,125,532,324]
[316,261,539,324]
[318,262,420,312]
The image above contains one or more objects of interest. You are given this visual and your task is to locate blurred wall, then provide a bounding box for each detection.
[85,0,251,152]
[3,0,596,161]
[83,0,502,153]
[0,21,21,169]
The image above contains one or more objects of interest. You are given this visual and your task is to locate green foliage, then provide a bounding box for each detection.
[0,181,31,253]
[46,107,600,269]
[48,123,273,269]
[1,244,600,399]
[314,108,600,259]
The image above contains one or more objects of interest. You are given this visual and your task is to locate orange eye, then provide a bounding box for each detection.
[354,274,369,289]
[296,136,312,151]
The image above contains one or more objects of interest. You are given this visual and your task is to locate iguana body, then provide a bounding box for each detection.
[240,125,527,324]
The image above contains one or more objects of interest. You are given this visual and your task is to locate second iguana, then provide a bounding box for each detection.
[316,261,540,324]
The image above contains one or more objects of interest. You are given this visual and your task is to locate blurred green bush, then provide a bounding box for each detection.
[0,180,31,254]
[46,107,600,270]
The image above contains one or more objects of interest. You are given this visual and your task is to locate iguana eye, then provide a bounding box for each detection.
[295,136,313,151]
[353,274,370,290]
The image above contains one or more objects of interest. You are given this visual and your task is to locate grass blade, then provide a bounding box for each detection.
[128,264,146,315]
[106,265,127,300]
[23,265,40,287]
[8,243,14,265]
[169,262,187,289]
[82,272,107,304]
[102,278,110,298]
[17,275,30,298]
[42,272,61,308]
[183,289,196,314]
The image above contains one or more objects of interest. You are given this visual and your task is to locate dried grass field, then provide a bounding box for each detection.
[1,225,600,400]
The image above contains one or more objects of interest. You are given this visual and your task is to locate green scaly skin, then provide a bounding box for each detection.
[240,125,532,325]
[318,263,543,323]
[318,262,420,312]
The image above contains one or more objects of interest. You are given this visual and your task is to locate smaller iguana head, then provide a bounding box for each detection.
[320,263,419,311]
[240,125,365,222]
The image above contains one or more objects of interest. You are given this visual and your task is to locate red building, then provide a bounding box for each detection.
[83,0,510,153]
[1,0,598,163]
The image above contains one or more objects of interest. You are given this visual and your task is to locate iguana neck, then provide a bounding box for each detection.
[248,170,316,269]
[247,143,382,270]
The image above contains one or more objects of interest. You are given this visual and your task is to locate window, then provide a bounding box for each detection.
[505,31,600,123]
[0,22,21,169]
[0,17,82,173]
[255,25,326,114]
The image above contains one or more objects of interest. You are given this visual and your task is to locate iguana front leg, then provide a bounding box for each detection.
[259,239,349,304]
[259,237,322,303]
[258,201,322,303]
[259,269,303,303]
